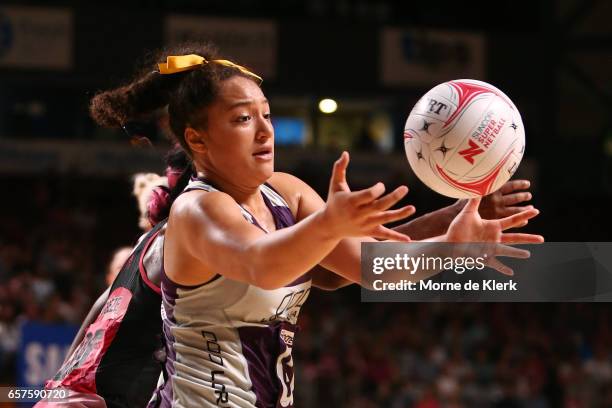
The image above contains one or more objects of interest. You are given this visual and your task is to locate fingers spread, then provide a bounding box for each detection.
[352,182,386,205]
[329,151,349,192]
[501,205,534,217]
[502,192,532,206]
[494,244,531,258]
[368,205,416,225]
[516,220,528,228]
[488,258,514,276]
[370,186,409,211]
[371,225,411,242]
[501,233,545,244]
[463,196,482,213]
[499,208,540,230]
[499,179,530,195]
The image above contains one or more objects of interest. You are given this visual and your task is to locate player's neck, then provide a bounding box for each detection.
[195,170,263,207]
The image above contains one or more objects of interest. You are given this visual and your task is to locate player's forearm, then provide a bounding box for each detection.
[393,200,464,240]
[310,265,354,291]
[362,238,454,289]
[317,234,452,290]
[242,210,343,290]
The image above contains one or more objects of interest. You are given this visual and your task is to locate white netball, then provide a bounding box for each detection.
[404,79,525,199]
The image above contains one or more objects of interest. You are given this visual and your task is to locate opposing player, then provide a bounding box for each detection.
[35,147,191,408]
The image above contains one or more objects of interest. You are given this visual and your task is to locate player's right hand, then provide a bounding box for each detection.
[321,151,415,242]
[446,196,544,275]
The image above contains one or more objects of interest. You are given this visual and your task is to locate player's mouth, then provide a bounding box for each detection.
[252,147,273,161]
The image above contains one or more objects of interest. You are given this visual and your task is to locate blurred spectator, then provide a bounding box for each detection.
[105,246,132,286]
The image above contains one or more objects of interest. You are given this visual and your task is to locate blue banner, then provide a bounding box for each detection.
[17,321,78,387]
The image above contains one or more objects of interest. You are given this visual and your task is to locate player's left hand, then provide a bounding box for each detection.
[477,179,533,220]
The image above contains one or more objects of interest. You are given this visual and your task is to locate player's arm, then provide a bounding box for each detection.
[393,179,534,239]
[64,286,111,359]
[270,172,541,285]
[310,265,354,291]
[166,153,411,289]
[392,202,461,240]
[270,172,407,285]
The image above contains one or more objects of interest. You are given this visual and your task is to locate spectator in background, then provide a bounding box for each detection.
[104,247,132,286]
[105,171,171,286]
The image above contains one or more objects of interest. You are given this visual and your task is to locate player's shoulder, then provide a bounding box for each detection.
[267,172,311,210]
[171,189,239,222]
[268,172,309,191]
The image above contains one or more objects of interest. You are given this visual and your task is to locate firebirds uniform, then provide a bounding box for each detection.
[152,179,311,408]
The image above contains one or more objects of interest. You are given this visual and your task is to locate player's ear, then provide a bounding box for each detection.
[184,127,207,154]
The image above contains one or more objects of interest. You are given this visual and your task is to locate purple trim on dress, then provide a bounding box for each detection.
[260,192,295,231]
[237,322,297,408]
[260,187,310,285]
[253,185,311,286]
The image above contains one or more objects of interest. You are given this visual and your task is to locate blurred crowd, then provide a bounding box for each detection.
[1,175,612,407]
[0,174,140,383]
[295,291,612,407]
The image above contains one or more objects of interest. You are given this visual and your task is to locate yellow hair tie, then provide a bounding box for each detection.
[158,54,206,74]
[158,54,263,84]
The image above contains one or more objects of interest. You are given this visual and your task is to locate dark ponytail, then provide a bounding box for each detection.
[90,42,260,225]
[89,42,259,156]
[89,71,184,128]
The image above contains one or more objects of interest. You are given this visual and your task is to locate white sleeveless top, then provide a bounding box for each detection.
[154,179,311,408]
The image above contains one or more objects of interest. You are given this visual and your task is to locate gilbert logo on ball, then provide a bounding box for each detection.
[404,79,525,199]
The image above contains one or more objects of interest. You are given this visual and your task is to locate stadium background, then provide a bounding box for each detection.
[0,0,611,406]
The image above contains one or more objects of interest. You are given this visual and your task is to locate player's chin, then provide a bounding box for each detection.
[250,158,274,179]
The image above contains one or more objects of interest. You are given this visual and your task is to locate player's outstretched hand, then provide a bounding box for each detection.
[478,179,534,219]
[446,197,544,275]
[323,152,415,242]
[447,196,543,244]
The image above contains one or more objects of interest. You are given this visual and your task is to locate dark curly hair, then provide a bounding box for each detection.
[90,42,260,223]
[89,42,260,155]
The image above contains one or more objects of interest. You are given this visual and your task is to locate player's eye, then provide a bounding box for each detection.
[236,115,251,122]
[263,113,271,120]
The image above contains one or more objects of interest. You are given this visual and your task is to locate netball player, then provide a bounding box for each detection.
[35,147,191,408]
[80,43,542,407]
[46,41,541,406]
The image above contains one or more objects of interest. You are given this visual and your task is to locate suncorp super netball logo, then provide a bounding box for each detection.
[0,11,14,59]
